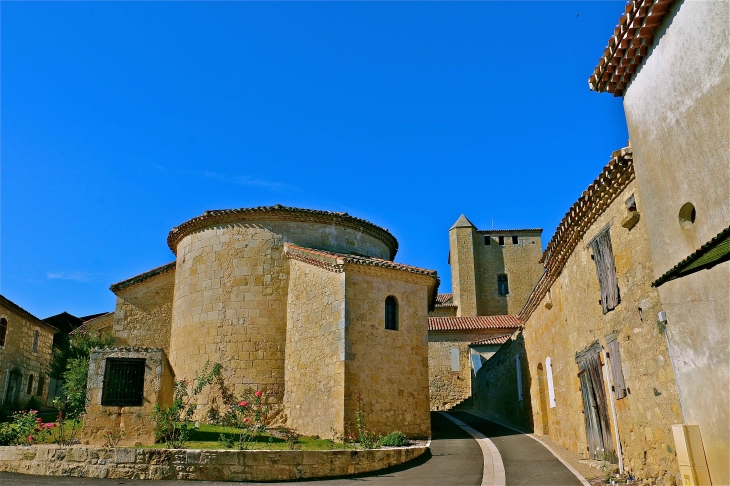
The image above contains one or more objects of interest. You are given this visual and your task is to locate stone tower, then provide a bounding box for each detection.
[448,214,543,316]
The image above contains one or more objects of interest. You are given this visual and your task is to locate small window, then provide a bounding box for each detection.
[0,318,6,346]
[512,235,519,245]
[384,296,398,330]
[497,274,509,296]
[484,236,491,245]
[590,229,620,313]
[101,358,146,406]
[498,236,505,246]
[27,375,34,394]
[450,348,460,371]
[32,330,40,353]
[37,375,45,397]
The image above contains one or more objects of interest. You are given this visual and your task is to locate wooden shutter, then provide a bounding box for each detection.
[607,337,627,399]
[591,229,620,314]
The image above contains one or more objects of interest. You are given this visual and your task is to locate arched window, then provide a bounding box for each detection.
[27,375,34,395]
[385,296,398,330]
[32,330,40,353]
[37,375,46,398]
[0,318,7,346]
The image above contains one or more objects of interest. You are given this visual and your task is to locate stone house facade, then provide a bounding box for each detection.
[0,294,57,409]
[518,150,683,483]
[86,206,438,443]
[590,0,729,483]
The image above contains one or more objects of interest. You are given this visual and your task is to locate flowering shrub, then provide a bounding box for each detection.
[52,398,82,446]
[0,410,56,446]
[218,388,269,450]
[354,393,379,449]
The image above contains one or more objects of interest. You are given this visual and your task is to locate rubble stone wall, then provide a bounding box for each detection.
[0,444,428,481]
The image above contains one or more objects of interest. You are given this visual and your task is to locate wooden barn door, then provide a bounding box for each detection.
[576,343,615,462]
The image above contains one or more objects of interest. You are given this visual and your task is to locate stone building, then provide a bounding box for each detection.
[509,149,684,483]
[85,205,438,444]
[426,216,543,410]
[0,294,57,409]
[589,0,729,483]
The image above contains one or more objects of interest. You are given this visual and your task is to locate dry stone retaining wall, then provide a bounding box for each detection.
[0,445,427,482]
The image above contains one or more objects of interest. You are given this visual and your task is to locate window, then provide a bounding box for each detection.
[0,318,6,346]
[497,274,509,296]
[32,330,40,353]
[484,236,491,245]
[590,229,620,313]
[101,358,146,406]
[37,375,45,398]
[27,375,34,394]
[450,348,460,371]
[384,296,398,330]
[606,337,627,399]
[546,356,556,408]
[512,235,519,245]
[516,354,523,401]
[498,236,505,246]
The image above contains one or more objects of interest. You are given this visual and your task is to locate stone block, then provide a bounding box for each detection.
[114,448,137,464]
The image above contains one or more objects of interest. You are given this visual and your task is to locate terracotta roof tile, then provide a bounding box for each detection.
[428,315,521,332]
[470,334,513,346]
[589,0,677,96]
[435,293,454,307]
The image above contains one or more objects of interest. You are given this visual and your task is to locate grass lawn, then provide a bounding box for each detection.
[145,424,349,451]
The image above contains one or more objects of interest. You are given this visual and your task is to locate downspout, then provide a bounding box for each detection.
[663,326,687,421]
[602,349,624,474]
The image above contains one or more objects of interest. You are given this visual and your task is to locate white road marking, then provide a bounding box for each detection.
[464,411,591,486]
[442,413,506,486]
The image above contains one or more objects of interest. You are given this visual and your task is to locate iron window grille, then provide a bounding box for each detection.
[101,358,146,406]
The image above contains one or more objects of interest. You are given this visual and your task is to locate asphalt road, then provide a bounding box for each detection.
[0,413,484,486]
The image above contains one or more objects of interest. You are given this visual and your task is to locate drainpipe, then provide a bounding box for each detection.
[602,349,624,474]
[660,312,686,422]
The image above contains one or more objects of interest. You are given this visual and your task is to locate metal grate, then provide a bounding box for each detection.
[101,358,146,406]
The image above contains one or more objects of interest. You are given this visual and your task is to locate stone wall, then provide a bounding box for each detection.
[81,348,174,446]
[113,271,174,354]
[284,259,346,439]
[473,231,543,316]
[84,313,114,337]
[0,298,55,408]
[427,333,473,411]
[0,444,428,481]
[344,266,431,438]
[521,180,683,483]
[472,333,533,432]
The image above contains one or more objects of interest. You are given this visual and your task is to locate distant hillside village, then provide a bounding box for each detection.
[1,0,727,484]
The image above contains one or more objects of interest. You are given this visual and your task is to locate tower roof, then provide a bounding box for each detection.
[450,214,476,230]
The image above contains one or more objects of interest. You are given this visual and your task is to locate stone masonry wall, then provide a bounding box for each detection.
[284,259,346,439]
[522,180,683,483]
[344,266,432,438]
[0,302,54,408]
[113,271,174,355]
[472,333,533,432]
[474,232,543,316]
[449,227,478,317]
[0,444,428,482]
[81,348,174,446]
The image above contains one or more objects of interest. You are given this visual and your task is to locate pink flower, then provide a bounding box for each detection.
[30,410,38,415]
[238,401,248,407]
[243,417,249,423]
[254,390,263,398]
[36,418,43,423]
[27,436,34,442]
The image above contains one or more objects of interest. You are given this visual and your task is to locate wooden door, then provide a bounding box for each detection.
[576,344,615,462]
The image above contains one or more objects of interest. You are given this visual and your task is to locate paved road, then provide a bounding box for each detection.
[0,413,483,486]
[448,411,584,486]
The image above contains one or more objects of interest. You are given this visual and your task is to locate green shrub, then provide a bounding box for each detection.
[379,431,409,447]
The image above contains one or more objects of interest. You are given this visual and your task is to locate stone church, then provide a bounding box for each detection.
[83,205,438,445]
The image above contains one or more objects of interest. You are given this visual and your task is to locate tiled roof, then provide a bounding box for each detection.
[589,0,677,96]
[428,315,521,332]
[167,205,398,260]
[110,261,176,294]
[70,312,114,336]
[435,293,455,307]
[478,229,543,234]
[653,224,730,287]
[0,294,58,332]
[470,334,513,346]
[284,244,438,277]
[520,148,634,322]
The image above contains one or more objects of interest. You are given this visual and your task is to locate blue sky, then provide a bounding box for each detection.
[1,1,628,318]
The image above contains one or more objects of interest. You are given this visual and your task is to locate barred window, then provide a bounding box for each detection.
[101,358,146,406]
[0,318,6,346]
[32,330,40,353]
[385,296,398,330]
[497,274,509,296]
